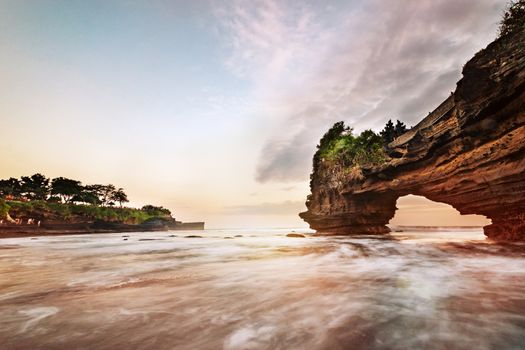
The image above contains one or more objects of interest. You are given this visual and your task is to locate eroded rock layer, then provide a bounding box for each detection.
[300,29,525,241]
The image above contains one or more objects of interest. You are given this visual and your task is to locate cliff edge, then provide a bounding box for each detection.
[300,29,525,241]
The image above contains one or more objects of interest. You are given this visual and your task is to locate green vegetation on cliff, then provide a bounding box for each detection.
[0,174,173,224]
[5,200,169,224]
[0,199,9,220]
[310,120,408,186]
[318,127,386,166]
[314,119,407,166]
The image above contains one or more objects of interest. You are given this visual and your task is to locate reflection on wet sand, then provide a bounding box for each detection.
[1,229,525,349]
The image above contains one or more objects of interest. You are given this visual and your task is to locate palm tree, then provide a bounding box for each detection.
[110,188,129,208]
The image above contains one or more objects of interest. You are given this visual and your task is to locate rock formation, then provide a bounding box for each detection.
[300,29,525,241]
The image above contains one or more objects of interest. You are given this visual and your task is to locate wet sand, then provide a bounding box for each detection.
[1,229,525,349]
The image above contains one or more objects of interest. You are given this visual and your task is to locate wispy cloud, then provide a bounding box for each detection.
[216,0,505,183]
[214,0,323,86]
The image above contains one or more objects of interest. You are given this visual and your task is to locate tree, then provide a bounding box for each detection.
[313,122,351,166]
[79,184,120,206]
[394,120,407,138]
[20,173,50,200]
[88,184,116,205]
[499,0,525,37]
[51,177,83,203]
[102,184,116,205]
[82,184,105,205]
[380,119,395,144]
[110,188,129,207]
[356,129,383,149]
[317,121,351,151]
[380,119,408,144]
[72,190,101,205]
[142,205,171,216]
[0,178,22,198]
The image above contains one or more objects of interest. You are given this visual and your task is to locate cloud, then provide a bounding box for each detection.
[216,0,505,183]
[222,200,305,216]
[213,0,321,85]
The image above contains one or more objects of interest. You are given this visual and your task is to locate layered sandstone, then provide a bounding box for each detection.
[300,29,525,241]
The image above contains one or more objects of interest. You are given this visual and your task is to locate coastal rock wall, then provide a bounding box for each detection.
[300,29,525,241]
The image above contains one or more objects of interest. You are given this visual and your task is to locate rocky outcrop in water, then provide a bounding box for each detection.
[300,29,525,241]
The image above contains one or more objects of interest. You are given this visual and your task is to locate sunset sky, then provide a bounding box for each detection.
[0,0,504,228]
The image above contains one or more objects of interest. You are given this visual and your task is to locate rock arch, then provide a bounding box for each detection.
[300,29,525,241]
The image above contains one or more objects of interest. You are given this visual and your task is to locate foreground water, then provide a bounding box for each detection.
[1,229,525,349]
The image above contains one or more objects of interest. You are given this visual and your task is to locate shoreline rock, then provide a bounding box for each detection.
[0,220,204,239]
[286,233,305,238]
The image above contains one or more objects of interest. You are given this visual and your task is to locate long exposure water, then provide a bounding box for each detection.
[1,228,525,349]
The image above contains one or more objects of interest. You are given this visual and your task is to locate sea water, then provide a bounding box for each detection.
[1,229,525,349]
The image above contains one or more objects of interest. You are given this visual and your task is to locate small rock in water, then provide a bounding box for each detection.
[138,238,159,241]
[286,233,305,238]
[123,238,128,241]
[224,236,233,239]
[168,235,177,237]
[185,235,202,238]
[122,235,130,238]
[234,235,243,237]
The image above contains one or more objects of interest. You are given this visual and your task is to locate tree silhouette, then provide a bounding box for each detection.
[142,205,171,216]
[110,188,129,207]
[499,0,525,37]
[380,119,408,144]
[82,184,105,205]
[394,120,407,138]
[51,177,83,203]
[0,174,163,215]
[380,119,395,144]
[20,174,50,200]
[100,184,116,206]
[0,178,22,198]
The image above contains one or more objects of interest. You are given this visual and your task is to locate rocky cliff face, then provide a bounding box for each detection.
[300,29,525,241]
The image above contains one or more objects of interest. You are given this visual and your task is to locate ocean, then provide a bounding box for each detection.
[1,228,525,349]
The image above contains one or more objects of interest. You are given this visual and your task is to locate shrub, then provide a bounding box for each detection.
[317,126,386,168]
[141,205,171,216]
[7,201,34,217]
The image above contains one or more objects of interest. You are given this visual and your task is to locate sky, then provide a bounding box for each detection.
[0,0,505,228]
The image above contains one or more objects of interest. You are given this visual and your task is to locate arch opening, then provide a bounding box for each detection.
[389,195,491,228]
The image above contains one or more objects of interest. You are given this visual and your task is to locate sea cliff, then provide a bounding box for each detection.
[300,28,525,241]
